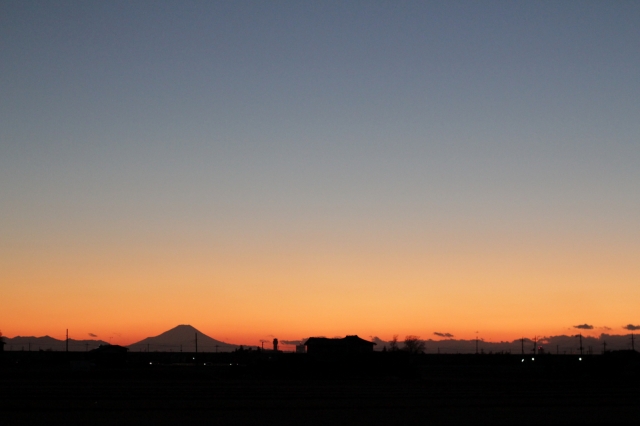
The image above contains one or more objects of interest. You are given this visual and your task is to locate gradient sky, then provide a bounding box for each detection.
[1,1,639,346]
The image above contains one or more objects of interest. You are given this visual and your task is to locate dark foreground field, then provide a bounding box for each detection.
[2,351,639,425]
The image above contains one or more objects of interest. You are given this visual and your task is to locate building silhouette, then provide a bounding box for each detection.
[304,335,375,355]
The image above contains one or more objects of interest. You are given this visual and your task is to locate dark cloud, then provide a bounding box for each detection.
[623,324,640,331]
[434,332,454,338]
[573,324,594,330]
[599,326,612,331]
[88,333,98,337]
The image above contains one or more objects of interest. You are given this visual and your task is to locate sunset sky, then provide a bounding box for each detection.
[1,1,639,347]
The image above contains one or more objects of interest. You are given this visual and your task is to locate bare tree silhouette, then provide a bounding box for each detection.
[389,335,399,351]
[403,335,425,354]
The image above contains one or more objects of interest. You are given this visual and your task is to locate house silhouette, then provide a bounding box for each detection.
[304,335,375,355]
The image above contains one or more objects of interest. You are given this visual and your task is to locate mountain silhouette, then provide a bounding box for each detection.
[3,335,108,352]
[128,325,243,353]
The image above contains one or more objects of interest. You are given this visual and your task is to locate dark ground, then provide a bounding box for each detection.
[1,351,638,425]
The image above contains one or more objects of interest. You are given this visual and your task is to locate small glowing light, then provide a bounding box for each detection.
[149,362,152,365]
[192,357,195,360]
[532,358,534,361]
[521,359,524,362]
[579,357,582,361]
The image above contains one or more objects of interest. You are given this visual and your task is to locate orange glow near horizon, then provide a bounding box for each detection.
[2,220,638,347]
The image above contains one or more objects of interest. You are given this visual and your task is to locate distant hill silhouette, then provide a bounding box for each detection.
[371,333,638,354]
[128,325,246,353]
[3,335,108,352]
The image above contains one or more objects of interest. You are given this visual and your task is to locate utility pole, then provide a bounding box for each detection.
[578,333,583,356]
[533,336,537,355]
[66,329,69,353]
[475,332,479,355]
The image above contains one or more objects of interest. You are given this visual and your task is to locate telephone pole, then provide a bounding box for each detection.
[66,329,69,353]
[578,333,583,356]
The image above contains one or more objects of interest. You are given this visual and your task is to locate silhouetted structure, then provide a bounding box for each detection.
[88,344,128,365]
[304,335,375,355]
[0,338,5,352]
[577,333,584,356]
[273,338,278,351]
[90,344,128,355]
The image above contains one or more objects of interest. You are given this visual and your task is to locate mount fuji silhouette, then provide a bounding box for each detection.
[128,325,245,353]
